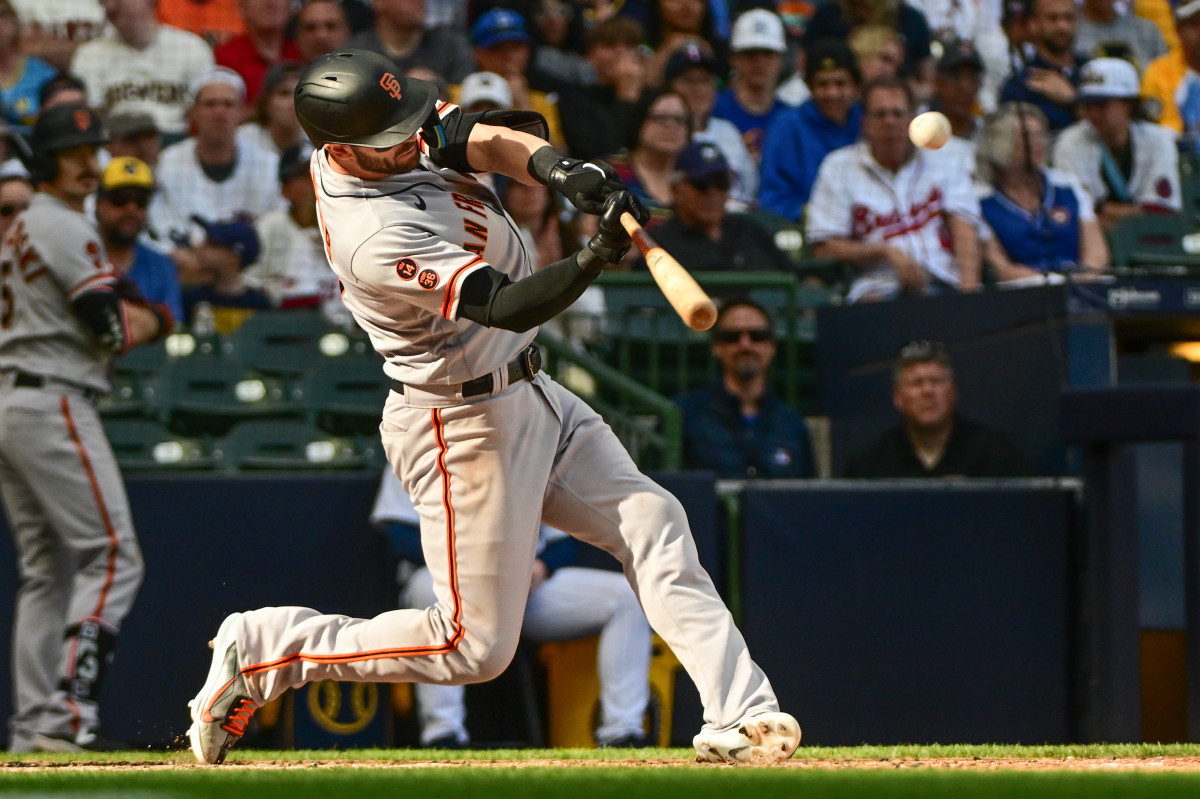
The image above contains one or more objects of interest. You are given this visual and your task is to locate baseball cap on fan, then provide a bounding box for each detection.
[1077,57,1140,101]
[459,71,513,110]
[100,156,155,193]
[730,9,787,54]
[664,43,722,83]
[937,39,983,74]
[192,215,260,268]
[675,142,730,184]
[472,8,532,48]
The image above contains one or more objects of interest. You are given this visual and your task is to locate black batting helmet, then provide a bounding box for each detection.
[29,104,109,184]
[294,49,439,148]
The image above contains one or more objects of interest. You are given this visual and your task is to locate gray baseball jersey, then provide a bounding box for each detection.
[0,193,121,394]
[217,104,783,740]
[0,192,143,749]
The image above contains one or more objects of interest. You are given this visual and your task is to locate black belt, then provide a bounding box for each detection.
[10,371,100,403]
[391,344,541,399]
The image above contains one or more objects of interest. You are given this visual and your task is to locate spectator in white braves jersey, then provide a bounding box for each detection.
[1051,57,1180,231]
[69,0,216,141]
[149,67,283,248]
[806,76,982,302]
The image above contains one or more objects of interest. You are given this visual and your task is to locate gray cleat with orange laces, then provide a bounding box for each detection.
[187,613,258,765]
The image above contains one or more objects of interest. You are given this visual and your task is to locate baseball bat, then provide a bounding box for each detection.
[620,212,717,331]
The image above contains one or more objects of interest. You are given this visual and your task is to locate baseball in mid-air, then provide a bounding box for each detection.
[909,111,952,150]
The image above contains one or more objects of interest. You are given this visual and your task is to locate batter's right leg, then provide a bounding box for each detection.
[535,378,800,762]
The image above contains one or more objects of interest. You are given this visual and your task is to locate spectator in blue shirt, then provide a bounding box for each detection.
[999,0,1089,132]
[758,39,863,221]
[675,299,816,479]
[711,8,792,164]
[96,157,184,322]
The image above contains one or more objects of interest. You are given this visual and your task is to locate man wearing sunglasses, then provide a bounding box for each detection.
[644,142,793,275]
[675,299,815,479]
[95,157,183,322]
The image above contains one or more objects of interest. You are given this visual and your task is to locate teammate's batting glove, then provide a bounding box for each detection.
[527,146,624,215]
[585,191,640,264]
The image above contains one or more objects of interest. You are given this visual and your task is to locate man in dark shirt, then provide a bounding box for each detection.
[675,300,815,479]
[843,340,1028,478]
[999,0,1089,132]
[643,142,794,275]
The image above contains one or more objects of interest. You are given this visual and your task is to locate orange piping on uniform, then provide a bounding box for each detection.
[242,409,466,676]
[61,396,120,618]
[441,256,483,318]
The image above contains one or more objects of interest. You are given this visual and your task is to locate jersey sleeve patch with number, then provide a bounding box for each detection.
[357,225,487,320]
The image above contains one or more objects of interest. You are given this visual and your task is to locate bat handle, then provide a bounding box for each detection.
[619,211,641,237]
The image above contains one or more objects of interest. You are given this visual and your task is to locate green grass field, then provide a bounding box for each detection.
[3,744,1200,798]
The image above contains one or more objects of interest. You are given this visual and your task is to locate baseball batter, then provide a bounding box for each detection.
[1,104,173,752]
[188,49,800,766]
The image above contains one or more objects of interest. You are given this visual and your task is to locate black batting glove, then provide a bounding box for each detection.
[528,145,624,214]
[585,190,640,265]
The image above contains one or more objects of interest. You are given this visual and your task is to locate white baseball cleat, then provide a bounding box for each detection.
[693,712,801,763]
[187,613,258,765]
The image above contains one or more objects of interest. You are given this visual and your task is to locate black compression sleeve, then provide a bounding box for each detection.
[457,249,605,332]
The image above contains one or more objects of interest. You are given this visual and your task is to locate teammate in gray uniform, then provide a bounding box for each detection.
[187,49,800,765]
[1,104,174,752]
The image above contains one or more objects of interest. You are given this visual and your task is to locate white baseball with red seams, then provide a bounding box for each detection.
[909,111,952,150]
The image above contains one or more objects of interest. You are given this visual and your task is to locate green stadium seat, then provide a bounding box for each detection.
[146,356,301,437]
[1108,212,1200,271]
[215,419,367,470]
[102,418,214,471]
[299,356,390,436]
[222,309,339,377]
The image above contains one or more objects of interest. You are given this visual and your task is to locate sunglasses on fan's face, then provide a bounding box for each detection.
[102,189,151,209]
[712,327,773,344]
[686,172,731,192]
[0,202,27,217]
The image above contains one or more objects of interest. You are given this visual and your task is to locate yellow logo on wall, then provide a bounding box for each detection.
[307,680,378,735]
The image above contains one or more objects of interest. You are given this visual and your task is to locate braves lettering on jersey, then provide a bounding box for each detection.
[805,141,982,302]
[978,167,1094,272]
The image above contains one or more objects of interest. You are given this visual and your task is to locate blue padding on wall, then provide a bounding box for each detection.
[739,481,1078,745]
[0,473,388,747]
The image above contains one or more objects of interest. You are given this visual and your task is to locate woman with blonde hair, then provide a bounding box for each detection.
[975,102,1109,280]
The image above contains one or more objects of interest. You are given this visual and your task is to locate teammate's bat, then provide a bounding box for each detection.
[620,212,717,331]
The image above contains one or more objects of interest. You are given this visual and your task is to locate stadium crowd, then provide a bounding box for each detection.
[0,0,1194,324]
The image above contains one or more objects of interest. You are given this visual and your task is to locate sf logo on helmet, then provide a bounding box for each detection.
[74,108,92,131]
[380,73,403,101]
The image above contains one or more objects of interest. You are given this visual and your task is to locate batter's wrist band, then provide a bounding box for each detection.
[527,145,563,186]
